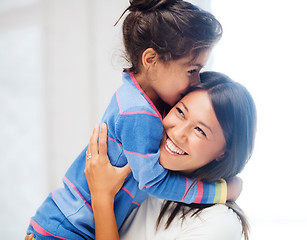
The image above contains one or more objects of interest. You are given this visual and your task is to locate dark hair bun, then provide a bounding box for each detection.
[129,0,177,12]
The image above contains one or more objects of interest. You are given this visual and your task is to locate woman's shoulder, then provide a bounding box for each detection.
[179,203,243,239]
[198,203,240,220]
[120,197,243,240]
[145,197,242,228]
[146,197,243,239]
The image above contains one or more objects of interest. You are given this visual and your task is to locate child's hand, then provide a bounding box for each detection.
[25,234,34,240]
[84,124,131,202]
[226,176,243,202]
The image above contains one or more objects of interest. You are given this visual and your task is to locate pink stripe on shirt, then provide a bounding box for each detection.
[194,181,204,204]
[132,201,140,206]
[122,187,135,198]
[129,72,162,120]
[107,136,123,145]
[116,90,159,118]
[63,176,93,211]
[30,219,70,240]
[122,187,140,206]
[124,149,154,158]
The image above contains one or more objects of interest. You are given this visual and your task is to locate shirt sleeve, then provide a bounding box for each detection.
[115,111,227,204]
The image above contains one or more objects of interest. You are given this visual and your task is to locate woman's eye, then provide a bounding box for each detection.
[195,127,206,137]
[176,107,185,118]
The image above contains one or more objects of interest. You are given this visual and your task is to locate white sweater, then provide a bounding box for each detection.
[119,196,243,240]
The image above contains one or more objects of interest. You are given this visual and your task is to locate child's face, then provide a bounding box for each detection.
[159,90,226,174]
[149,50,210,106]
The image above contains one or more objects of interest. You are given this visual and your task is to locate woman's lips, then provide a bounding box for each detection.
[164,136,187,155]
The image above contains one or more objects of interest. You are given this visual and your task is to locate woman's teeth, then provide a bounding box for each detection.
[166,138,185,155]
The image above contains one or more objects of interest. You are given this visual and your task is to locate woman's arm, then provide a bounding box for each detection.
[84,124,131,240]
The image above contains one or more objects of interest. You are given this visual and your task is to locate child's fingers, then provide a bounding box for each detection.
[99,123,108,156]
[25,234,33,240]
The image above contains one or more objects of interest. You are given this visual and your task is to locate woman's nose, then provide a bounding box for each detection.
[173,124,188,141]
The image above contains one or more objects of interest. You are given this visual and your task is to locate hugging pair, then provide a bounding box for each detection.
[27,1,256,239]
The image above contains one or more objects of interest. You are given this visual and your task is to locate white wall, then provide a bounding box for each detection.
[0,0,46,237]
[41,0,126,191]
[211,1,307,239]
[0,0,127,238]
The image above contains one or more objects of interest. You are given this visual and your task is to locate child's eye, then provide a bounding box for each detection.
[188,69,197,75]
[176,107,185,118]
[195,127,207,137]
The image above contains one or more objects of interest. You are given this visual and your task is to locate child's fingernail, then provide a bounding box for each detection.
[101,123,106,128]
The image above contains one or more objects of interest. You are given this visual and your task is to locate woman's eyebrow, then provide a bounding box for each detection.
[199,121,213,134]
[180,102,189,112]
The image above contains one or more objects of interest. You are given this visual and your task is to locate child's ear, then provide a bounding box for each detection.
[142,48,158,69]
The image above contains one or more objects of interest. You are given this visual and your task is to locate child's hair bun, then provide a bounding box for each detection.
[128,0,178,12]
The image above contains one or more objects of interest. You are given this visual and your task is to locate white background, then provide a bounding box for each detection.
[0,0,306,239]
[211,1,307,239]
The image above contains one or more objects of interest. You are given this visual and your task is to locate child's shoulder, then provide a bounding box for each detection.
[117,80,146,107]
[116,73,160,118]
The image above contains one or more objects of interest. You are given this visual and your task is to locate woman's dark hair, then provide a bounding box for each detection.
[156,72,257,240]
[117,0,223,73]
[187,71,257,182]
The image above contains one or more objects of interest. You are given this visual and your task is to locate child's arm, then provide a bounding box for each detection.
[115,112,228,204]
[84,125,131,240]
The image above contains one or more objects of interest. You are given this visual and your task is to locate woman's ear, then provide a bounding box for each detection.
[141,48,158,70]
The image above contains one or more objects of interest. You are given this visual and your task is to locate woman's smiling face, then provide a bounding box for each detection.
[159,90,226,174]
